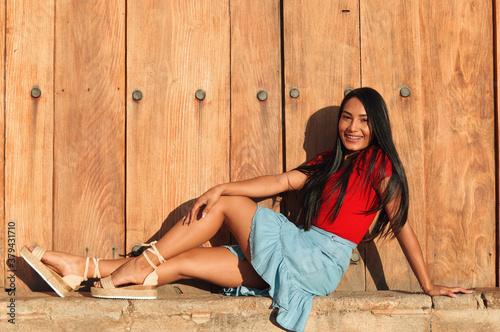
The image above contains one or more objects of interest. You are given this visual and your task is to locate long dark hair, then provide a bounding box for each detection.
[296,87,409,241]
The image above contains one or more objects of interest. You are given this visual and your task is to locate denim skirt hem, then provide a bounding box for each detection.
[221,204,356,332]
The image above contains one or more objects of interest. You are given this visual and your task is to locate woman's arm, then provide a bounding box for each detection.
[395,222,471,297]
[379,179,472,297]
[184,170,308,224]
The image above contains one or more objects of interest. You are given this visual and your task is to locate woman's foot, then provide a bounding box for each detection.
[27,246,90,280]
[21,245,103,297]
[93,254,155,288]
[93,242,165,288]
[91,242,165,299]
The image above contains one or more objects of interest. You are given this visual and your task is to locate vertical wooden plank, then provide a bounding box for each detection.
[127,1,230,249]
[497,0,500,288]
[0,0,5,289]
[420,0,495,287]
[5,0,54,291]
[231,1,281,211]
[54,0,125,258]
[360,0,425,291]
[284,0,363,290]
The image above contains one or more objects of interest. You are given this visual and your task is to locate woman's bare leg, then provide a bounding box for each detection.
[96,196,258,287]
[155,247,267,289]
[29,196,259,287]
[26,249,133,280]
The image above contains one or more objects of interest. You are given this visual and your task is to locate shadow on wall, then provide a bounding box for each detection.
[303,106,339,162]
[282,106,340,225]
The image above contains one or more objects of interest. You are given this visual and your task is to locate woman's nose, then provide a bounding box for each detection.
[348,119,359,131]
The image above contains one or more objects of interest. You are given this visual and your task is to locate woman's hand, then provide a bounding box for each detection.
[184,185,224,225]
[422,281,473,298]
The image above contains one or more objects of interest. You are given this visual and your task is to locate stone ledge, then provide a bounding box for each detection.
[477,287,500,309]
[0,288,498,331]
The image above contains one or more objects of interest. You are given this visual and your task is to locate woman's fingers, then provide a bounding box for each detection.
[426,284,473,298]
[201,198,217,218]
[451,287,473,294]
[185,198,205,225]
[184,186,223,225]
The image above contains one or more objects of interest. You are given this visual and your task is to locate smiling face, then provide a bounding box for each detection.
[338,97,372,156]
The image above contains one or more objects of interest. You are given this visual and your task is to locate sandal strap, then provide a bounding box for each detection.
[141,241,166,269]
[31,246,46,261]
[82,257,102,281]
[92,258,102,279]
[100,275,115,289]
[82,257,90,282]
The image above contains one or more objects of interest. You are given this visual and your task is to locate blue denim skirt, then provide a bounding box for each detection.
[221,204,356,332]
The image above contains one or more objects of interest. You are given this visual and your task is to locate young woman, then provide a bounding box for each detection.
[22,88,471,332]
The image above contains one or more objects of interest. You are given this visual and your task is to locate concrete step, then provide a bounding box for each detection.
[1,287,499,331]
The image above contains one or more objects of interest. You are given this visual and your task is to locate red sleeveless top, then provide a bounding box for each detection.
[309,146,392,244]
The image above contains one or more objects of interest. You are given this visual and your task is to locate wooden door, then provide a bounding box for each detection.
[230,0,282,215]
[53,0,126,259]
[419,0,495,287]
[2,0,498,292]
[5,0,125,292]
[126,0,230,250]
[5,0,55,291]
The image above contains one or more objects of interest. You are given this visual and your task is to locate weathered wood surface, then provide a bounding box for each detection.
[420,0,495,287]
[126,0,230,250]
[230,0,282,215]
[5,0,54,291]
[360,0,425,291]
[53,0,126,258]
[0,0,5,290]
[283,0,363,291]
[496,0,500,288]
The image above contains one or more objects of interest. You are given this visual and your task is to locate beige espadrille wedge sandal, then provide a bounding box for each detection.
[90,241,165,300]
[21,245,102,297]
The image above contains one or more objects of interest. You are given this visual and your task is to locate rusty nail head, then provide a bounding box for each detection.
[344,88,353,97]
[257,90,268,101]
[290,88,300,98]
[400,86,411,97]
[131,244,142,256]
[132,90,143,101]
[195,89,206,101]
[31,87,42,98]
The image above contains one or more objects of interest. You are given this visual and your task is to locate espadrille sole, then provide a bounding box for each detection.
[91,285,157,299]
[20,246,73,297]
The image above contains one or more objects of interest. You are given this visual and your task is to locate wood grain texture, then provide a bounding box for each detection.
[360,0,425,291]
[54,0,126,258]
[5,0,54,291]
[497,0,500,287]
[420,0,495,287]
[230,0,281,212]
[283,0,363,290]
[0,0,5,290]
[126,0,230,249]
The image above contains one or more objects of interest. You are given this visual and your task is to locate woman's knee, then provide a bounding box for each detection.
[216,196,257,217]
